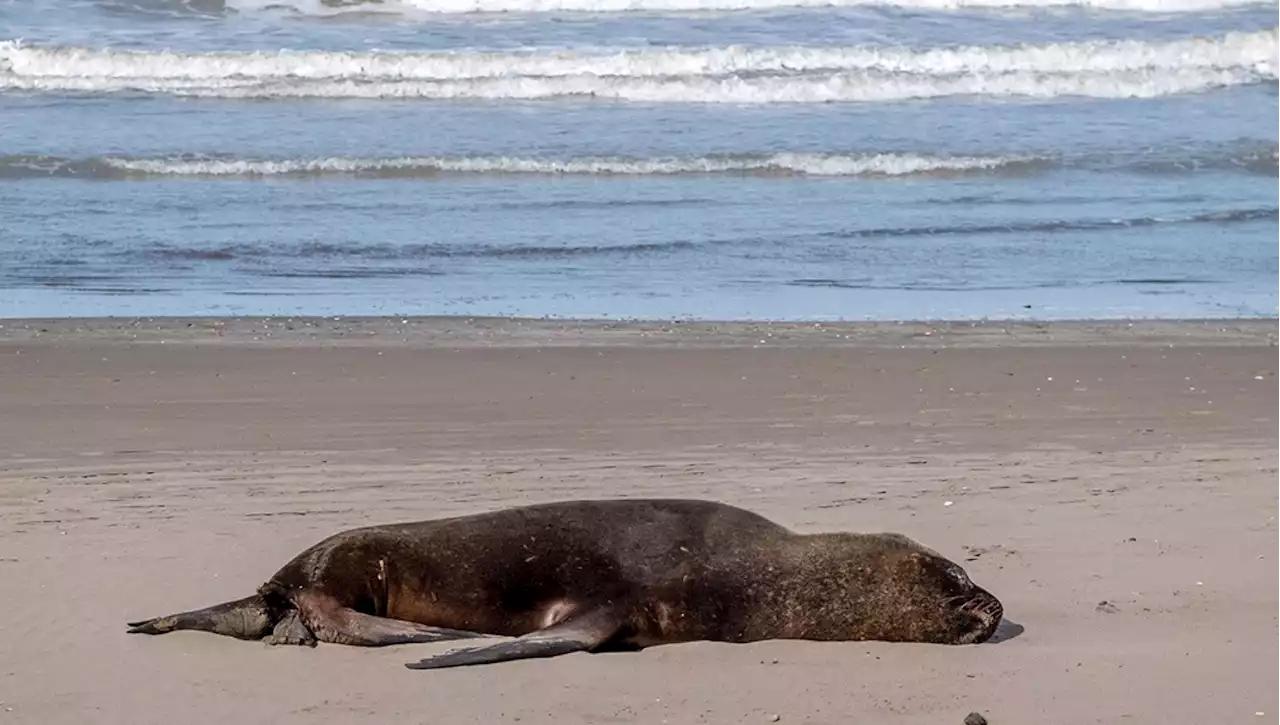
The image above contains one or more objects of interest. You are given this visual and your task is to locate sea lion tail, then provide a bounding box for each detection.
[127,594,274,640]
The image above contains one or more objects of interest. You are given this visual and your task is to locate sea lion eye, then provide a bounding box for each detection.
[947,567,971,588]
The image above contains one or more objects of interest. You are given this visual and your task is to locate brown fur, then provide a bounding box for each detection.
[128,499,1004,668]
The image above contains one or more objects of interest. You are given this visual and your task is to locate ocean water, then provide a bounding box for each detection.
[0,0,1275,320]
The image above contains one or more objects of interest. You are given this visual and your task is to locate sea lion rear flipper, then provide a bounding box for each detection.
[263,610,318,647]
[293,597,488,647]
[403,605,624,670]
[126,594,273,640]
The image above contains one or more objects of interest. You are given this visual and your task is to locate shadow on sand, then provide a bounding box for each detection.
[989,618,1025,643]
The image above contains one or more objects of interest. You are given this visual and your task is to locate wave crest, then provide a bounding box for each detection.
[1,31,1273,103]
[3,144,1272,180]
[0,152,1039,179]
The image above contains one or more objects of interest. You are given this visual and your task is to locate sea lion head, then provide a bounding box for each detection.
[881,547,1004,645]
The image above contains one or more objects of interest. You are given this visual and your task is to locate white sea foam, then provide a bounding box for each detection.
[225,0,1273,14]
[2,31,1272,81]
[94,152,1032,177]
[1,66,1264,103]
[1,30,1273,102]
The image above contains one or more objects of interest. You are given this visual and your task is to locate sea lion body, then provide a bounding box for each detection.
[128,499,1004,669]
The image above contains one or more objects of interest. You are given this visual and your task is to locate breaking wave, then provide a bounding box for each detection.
[0,152,1036,179]
[3,143,1272,180]
[1,30,1273,102]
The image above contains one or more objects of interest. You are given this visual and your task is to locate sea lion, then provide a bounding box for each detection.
[127,498,1004,669]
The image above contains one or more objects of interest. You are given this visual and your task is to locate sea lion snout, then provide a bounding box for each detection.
[953,588,1003,644]
[897,551,1003,644]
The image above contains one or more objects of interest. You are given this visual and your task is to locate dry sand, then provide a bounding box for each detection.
[0,318,1275,725]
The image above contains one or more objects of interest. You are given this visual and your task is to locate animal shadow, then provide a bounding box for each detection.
[988,618,1025,643]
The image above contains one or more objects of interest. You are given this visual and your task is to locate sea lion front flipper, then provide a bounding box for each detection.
[292,595,488,647]
[404,605,624,670]
[323,609,488,646]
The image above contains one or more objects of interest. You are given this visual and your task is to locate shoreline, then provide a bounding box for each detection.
[0,315,1275,348]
